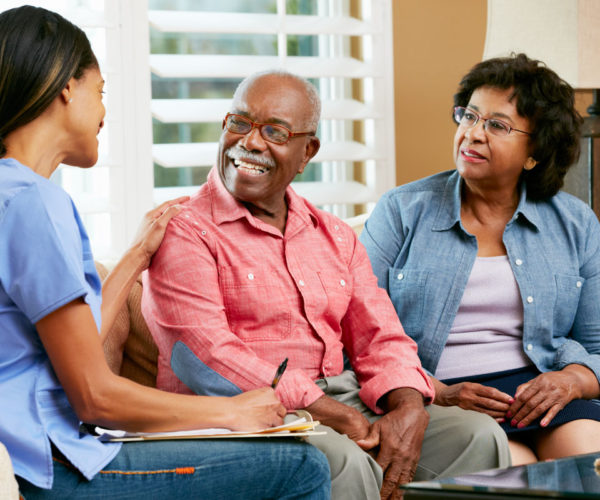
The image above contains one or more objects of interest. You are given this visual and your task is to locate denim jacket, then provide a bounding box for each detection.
[360,170,600,383]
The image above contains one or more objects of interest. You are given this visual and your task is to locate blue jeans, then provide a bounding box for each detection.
[17,439,331,499]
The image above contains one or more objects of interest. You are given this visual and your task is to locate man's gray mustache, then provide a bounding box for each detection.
[225,146,276,168]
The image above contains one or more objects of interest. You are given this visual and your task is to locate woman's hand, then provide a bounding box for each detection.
[507,365,598,428]
[227,387,287,431]
[436,382,513,421]
[131,196,189,269]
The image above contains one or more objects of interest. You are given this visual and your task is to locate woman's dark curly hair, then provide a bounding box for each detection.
[454,53,583,200]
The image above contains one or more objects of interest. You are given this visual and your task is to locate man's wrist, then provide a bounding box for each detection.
[383,387,426,412]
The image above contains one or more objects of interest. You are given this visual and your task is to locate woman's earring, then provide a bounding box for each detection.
[68,98,73,103]
[524,157,537,170]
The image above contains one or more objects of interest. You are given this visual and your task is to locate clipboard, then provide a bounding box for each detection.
[92,411,325,442]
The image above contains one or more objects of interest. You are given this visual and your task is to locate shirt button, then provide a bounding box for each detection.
[334,225,339,230]
[340,279,346,287]
[526,296,533,303]
[526,343,533,351]
[201,230,207,236]
[337,237,343,242]
[576,281,582,288]
[299,280,305,287]
[515,259,523,266]
[247,273,254,280]
[397,273,404,280]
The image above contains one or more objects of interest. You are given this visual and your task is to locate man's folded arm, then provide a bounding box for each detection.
[340,232,434,413]
[142,217,323,409]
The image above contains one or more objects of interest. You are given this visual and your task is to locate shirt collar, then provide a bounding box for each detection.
[207,166,318,230]
[432,170,541,232]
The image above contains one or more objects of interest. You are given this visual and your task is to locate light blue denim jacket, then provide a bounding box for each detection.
[360,170,600,384]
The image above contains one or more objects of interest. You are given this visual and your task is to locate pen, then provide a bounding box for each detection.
[271,358,288,389]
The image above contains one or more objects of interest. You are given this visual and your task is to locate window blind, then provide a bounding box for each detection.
[2,0,396,259]
[149,0,396,217]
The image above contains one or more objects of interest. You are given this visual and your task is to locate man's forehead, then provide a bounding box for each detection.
[236,76,301,99]
[230,76,309,125]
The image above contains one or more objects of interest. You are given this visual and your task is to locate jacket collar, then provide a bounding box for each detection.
[432,170,541,232]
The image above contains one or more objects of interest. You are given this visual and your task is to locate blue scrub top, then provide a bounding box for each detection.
[0,158,120,489]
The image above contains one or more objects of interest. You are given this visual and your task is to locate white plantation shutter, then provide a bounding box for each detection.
[2,0,396,259]
[149,0,396,217]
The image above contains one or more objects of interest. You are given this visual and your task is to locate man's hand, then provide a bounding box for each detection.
[303,395,371,441]
[356,388,429,499]
[436,382,513,422]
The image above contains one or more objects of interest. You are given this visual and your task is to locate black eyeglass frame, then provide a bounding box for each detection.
[222,113,316,145]
[453,106,532,136]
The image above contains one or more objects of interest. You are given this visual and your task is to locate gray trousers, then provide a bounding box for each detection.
[304,371,511,500]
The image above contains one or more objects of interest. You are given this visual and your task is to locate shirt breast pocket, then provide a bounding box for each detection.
[316,270,352,321]
[388,268,430,334]
[553,273,584,335]
[219,266,291,341]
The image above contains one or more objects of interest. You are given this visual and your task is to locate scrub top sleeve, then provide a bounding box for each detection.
[0,185,88,323]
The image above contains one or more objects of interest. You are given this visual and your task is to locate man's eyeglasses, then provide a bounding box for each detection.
[453,106,531,137]
[222,113,316,145]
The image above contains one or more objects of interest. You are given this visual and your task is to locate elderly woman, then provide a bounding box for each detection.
[0,5,330,498]
[360,53,600,465]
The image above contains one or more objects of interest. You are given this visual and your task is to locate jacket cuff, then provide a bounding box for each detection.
[555,339,600,384]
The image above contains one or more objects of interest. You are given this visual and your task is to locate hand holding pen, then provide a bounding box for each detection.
[271,358,288,389]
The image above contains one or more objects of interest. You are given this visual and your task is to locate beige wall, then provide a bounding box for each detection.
[392,1,487,185]
[391,1,593,188]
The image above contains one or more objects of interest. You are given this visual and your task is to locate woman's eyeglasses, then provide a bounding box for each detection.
[453,106,531,137]
[222,113,315,145]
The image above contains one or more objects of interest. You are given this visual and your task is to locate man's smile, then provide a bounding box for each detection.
[226,146,275,177]
[232,158,270,176]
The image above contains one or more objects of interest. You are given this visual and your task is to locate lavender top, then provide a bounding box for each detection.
[434,255,532,380]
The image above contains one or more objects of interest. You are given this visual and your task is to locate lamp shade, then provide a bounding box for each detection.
[483,0,600,88]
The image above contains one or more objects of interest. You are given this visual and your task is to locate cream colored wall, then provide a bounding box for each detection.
[391,1,593,188]
[392,0,488,185]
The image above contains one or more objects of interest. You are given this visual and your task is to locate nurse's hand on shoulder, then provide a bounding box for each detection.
[131,196,189,268]
[436,382,513,422]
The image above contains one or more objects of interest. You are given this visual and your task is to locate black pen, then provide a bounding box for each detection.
[271,358,288,388]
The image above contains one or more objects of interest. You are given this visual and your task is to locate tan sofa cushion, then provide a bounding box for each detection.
[120,274,158,387]
[95,263,157,387]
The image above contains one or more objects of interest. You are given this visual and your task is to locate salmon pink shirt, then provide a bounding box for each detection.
[142,167,433,412]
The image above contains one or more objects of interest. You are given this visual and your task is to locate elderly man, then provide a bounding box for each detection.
[142,70,510,500]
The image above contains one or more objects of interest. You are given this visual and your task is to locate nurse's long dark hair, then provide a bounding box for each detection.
[0,6,98,158]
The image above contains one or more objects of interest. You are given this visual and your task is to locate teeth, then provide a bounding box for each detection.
[233,159,269,175]
[463,151,482,158]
